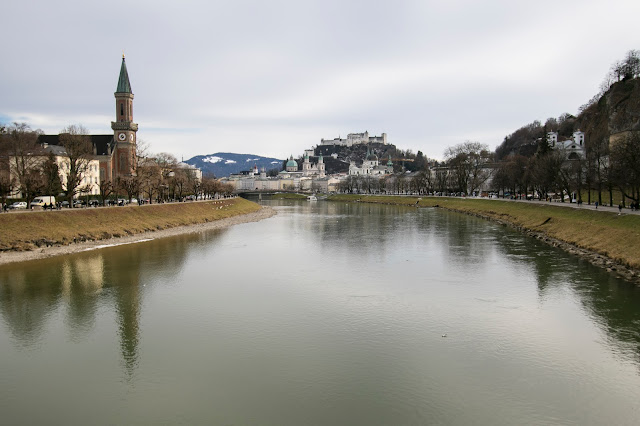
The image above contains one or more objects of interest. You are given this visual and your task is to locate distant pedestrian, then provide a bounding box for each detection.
[618,203,623,215]
[595,201,598,209]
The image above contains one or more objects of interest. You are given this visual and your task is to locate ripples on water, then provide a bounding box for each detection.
[1,199,640,424]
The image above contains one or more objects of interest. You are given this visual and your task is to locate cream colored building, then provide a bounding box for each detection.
[9,145,101,198]
[348,150,393,176]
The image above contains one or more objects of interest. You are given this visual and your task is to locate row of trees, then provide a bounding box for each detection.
[121,152,233,205]
[492,130,640,206]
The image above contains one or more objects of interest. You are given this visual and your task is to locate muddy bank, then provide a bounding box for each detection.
[0,206,276,266]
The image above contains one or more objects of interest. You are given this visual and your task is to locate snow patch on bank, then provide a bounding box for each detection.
[82,238,155,252]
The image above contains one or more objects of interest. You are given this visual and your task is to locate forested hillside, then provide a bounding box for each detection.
[495,50,640,161]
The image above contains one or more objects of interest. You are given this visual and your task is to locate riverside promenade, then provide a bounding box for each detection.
[503,197,640,215]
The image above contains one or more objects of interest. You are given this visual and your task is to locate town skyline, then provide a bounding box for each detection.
[2,0,639,161]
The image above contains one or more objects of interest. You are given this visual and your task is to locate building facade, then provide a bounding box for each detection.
[36,56,139,185]
[547,131,586,160]
[348,149,393,176]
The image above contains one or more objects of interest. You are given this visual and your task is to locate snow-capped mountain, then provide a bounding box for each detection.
[184,152,284,178]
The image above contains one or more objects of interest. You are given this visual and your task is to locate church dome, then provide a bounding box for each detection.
[367,152,378,161]
[286,156,298,169]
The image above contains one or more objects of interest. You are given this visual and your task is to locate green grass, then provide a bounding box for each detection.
[0,198,261,251]
[578,189,630,206]
[328,194,640,269]
[270,193,308,199]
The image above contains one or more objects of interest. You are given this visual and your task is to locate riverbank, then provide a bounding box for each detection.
[0,199,276,266]
[328,194,640,284]
[270,193,308,200]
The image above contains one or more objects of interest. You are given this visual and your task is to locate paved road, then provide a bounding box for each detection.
[501,197,640,215]
[0,197,236,215]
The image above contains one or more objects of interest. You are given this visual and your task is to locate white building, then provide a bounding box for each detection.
[301,153,325,177]
[547,131,586,160]
[348,150,393,176]
[320,131,388,147]
[9,144,101,198]
[176,162,203,181]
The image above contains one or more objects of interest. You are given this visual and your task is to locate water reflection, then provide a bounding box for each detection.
[0,228,228,378]
[269,199,640,365]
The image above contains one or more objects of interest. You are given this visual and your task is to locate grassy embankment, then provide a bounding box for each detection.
[328,194,640,270]
[270,193,308,200]
[0,198,261,251]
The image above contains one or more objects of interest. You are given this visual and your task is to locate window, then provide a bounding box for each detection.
[120,103,124,116]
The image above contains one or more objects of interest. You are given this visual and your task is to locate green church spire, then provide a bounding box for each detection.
[116,55,132,94]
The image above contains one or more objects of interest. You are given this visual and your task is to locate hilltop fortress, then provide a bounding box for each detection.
[320,131,387,147]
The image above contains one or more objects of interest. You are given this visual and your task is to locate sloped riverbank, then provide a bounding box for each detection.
[0,199,275,265]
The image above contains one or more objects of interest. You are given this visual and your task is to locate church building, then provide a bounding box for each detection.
[37,55,139,184]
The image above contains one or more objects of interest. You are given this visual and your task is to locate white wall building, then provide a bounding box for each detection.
[176,162,203,181]
[320,131,388,147]
[547,131,586,160]
[348,150,393,176]
[9,147,101,198]
[301,153,325,177]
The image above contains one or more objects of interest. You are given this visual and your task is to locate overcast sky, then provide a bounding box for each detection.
[2,0,639,161]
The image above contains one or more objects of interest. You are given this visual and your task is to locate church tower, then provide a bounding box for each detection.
[111,55,138,178]
[318,154,325,177]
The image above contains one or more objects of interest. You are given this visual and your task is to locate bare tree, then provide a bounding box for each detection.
[610,131,640,204]
[169,169,187,200]
[41,151,62,197]
[137,157,162,203]
[622,49,640,80]
[186,168,201,199]
[98,179,114,206]
[59,124,93,204]
[118,176,140,203]
[444,141,491,194]
[5,123,44,207]
[530,150,565,200]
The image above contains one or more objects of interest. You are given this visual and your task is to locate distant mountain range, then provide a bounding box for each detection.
[184,152,284,178]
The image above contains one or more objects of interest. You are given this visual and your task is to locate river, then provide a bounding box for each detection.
[1,199,640,425]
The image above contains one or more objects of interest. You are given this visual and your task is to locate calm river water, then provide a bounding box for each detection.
[1,199,640,425]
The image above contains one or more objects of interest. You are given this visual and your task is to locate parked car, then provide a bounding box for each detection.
[73,200,85,208]
[8,202,27,210]
[88,199,100,207]
[61,201,70,208]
